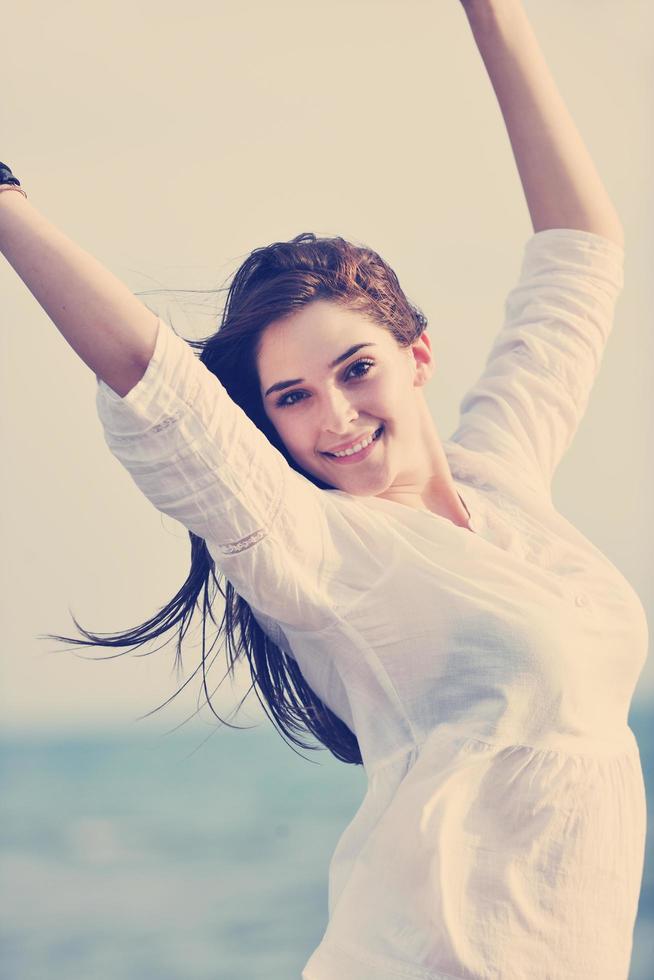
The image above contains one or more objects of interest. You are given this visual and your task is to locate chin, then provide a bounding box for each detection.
[299,455,390,496]
[331,471,390,497]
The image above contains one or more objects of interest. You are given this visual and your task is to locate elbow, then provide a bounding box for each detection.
[578,210,625,250]
[609,224,625,250]
[588,216,625,250]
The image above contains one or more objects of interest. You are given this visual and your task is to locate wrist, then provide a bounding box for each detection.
[0,161,28,204]
[463,0,531,56]
[0,186,28,209]
[462,0,521,30]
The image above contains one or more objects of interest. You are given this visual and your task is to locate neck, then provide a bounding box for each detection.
[376,396,471,528]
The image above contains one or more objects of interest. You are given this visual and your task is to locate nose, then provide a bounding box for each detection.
[321,385,358,435]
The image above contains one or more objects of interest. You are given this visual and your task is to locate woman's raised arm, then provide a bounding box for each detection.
[0,181,158,396]
[460,0,624,247]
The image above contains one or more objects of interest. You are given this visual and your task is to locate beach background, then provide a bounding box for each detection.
[1,708,652,980]
[2,1,652,977]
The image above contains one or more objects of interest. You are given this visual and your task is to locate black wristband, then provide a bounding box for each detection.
[0,162,21,187]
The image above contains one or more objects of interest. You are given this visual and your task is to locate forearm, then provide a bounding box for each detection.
[0,190,159,396]
[462,0,624,245]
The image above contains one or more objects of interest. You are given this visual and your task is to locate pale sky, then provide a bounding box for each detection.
[2,0,652,733]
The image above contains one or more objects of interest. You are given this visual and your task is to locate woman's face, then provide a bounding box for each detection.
[257,299,434,496]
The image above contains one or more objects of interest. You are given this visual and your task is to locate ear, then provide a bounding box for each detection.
[410,329,435,387]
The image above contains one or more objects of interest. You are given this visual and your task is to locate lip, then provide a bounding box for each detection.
[322,429,380,454]
[321,425,384,463]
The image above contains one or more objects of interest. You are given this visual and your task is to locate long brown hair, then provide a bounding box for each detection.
[44,233,428,765]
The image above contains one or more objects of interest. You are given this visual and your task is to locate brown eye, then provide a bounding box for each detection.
[275,389,307,409]
[345,358,375,379]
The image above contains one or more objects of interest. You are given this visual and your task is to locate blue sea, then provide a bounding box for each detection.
[1,705,652,980]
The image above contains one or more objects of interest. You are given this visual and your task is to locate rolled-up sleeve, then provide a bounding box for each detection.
[96,317,341,630]
[450,228,625,496]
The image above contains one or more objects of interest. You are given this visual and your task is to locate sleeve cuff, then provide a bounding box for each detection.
[95,317,197,438]
[521,227,625,292]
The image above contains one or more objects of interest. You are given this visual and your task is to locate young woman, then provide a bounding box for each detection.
[1,1,646,978]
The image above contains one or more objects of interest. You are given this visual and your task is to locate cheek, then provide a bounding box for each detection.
[273,413,314,457]
[369,373,405,411]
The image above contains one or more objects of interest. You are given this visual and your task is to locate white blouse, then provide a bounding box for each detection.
[96,228,648,980]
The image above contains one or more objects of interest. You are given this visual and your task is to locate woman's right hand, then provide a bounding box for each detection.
[0,169,159,397]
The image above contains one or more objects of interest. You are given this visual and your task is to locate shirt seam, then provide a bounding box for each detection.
[373,729,638,768]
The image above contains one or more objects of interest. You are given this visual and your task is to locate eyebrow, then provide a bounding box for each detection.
[263,343,377,398]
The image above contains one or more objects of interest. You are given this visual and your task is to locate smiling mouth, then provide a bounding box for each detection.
[322,425,384,459]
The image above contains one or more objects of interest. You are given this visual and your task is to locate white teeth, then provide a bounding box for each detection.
[330,427,381,457]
